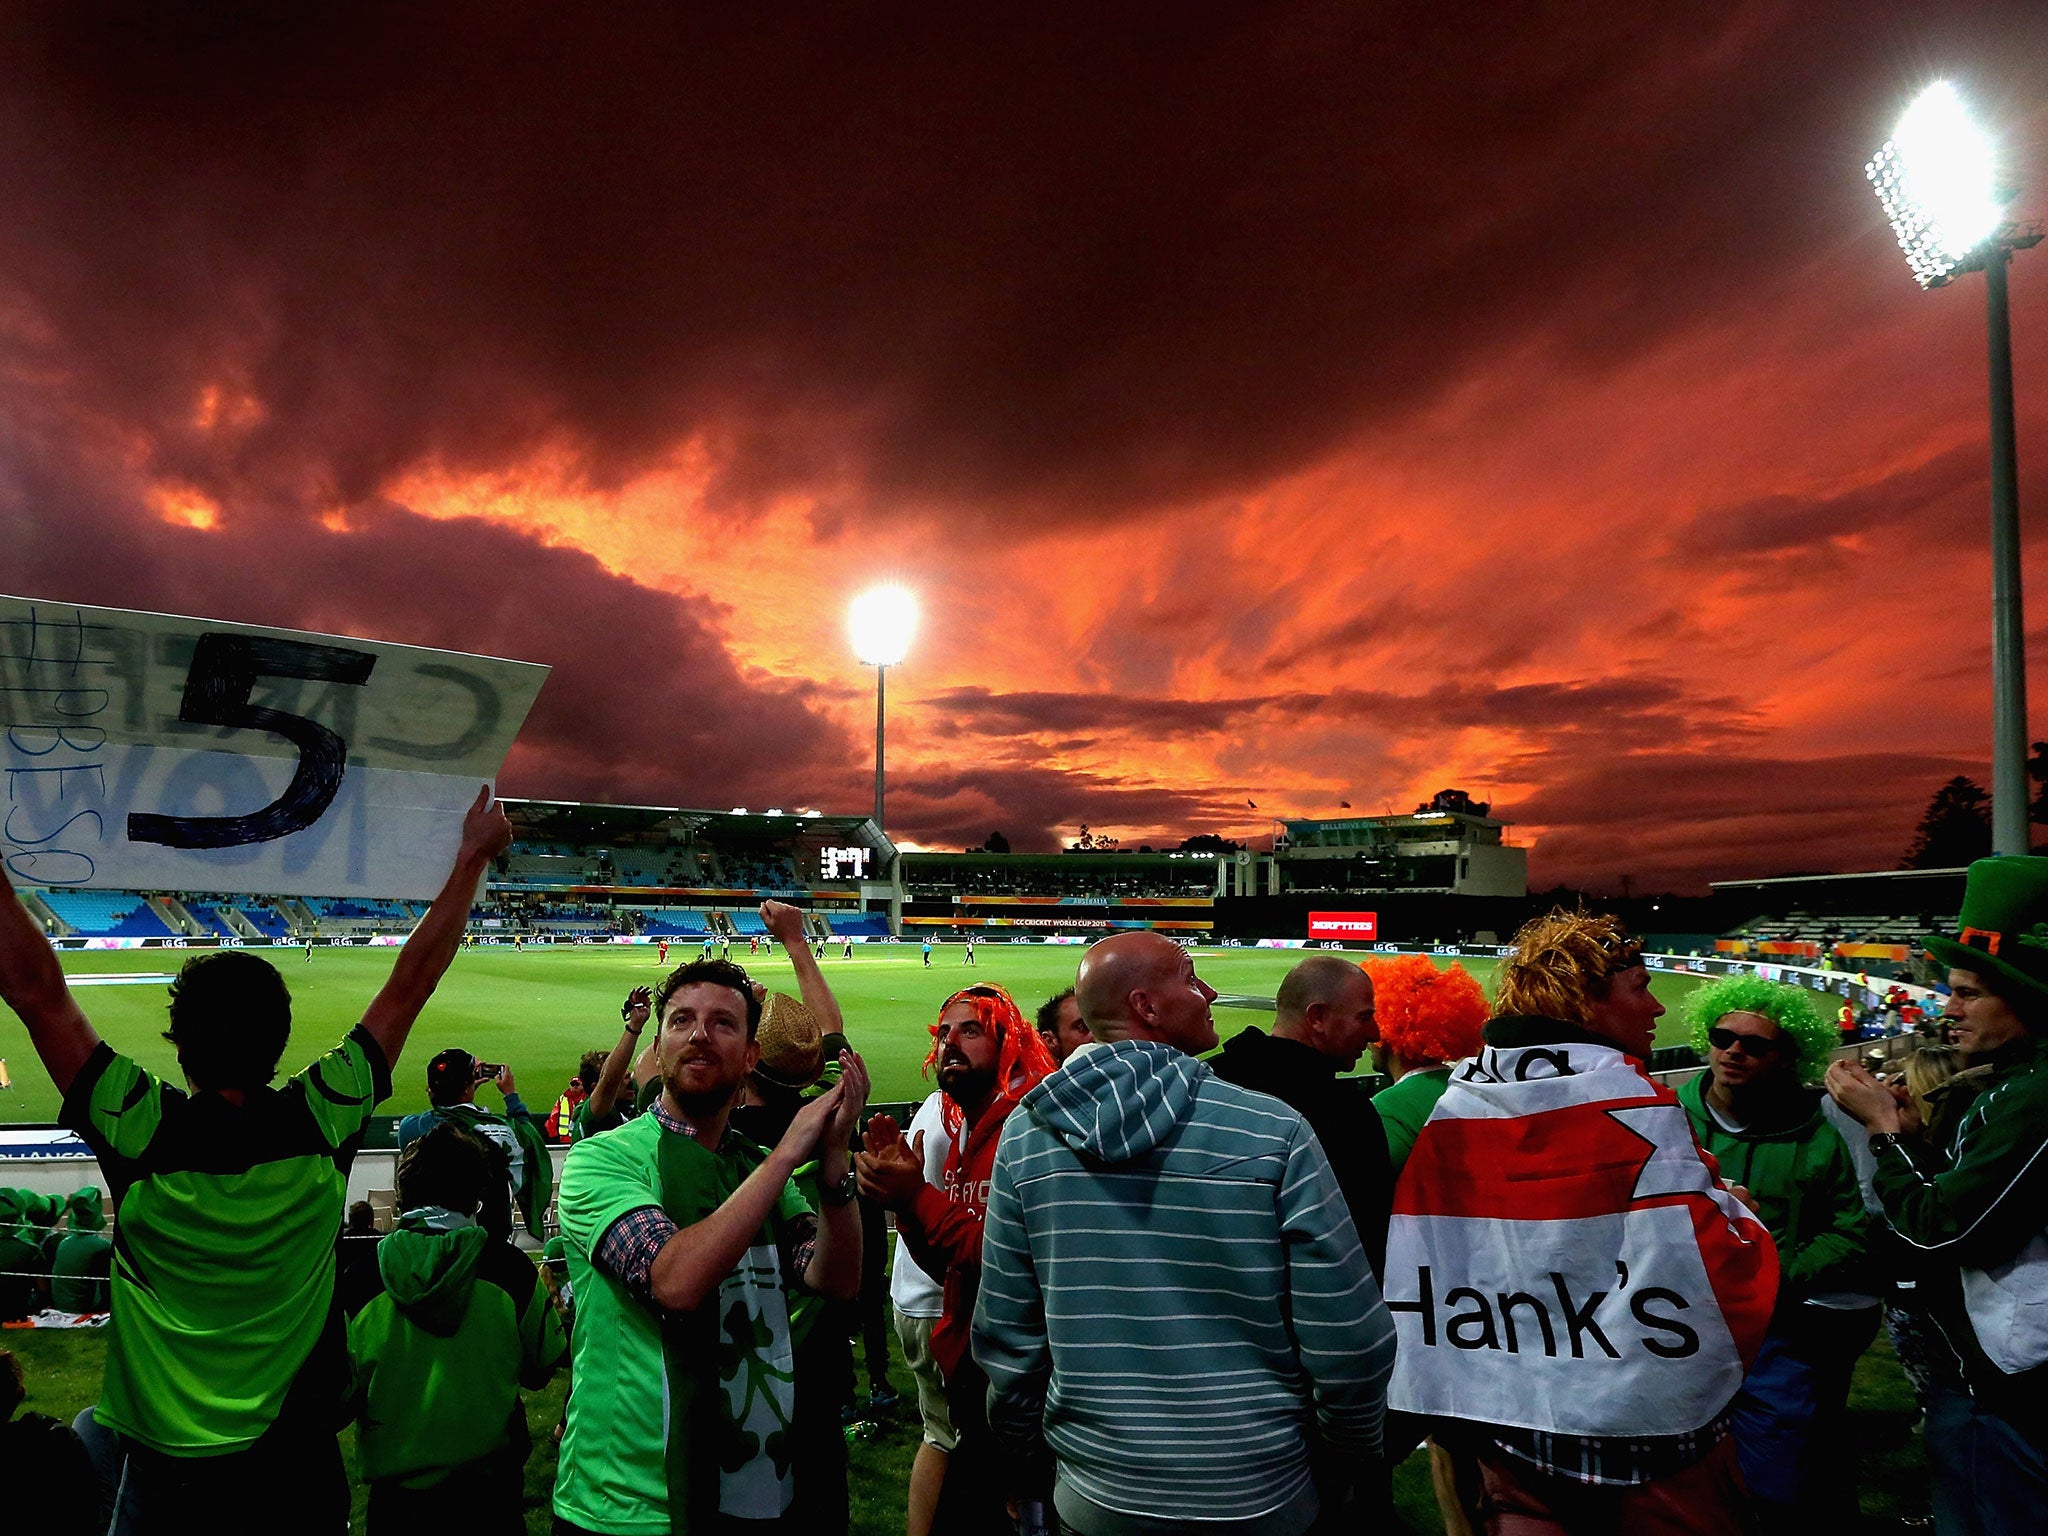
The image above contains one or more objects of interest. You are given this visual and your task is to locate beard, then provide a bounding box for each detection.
[661,1054,746,1122]
[939,1062,998,1109]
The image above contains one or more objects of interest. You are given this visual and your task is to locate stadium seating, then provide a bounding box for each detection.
[234,902,293,939]
[634,908,712,935]
[828,913,892,936]
[40,890,180,939]
[185,904,241,940]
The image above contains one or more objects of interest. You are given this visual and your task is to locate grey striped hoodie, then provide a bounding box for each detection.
[973,1038,1395,1536]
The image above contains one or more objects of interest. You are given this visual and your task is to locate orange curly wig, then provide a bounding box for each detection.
[923,981,1057,1140]
[1363,953,1487,1066]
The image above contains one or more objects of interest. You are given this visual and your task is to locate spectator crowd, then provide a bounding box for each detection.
[0,788,2043,1536]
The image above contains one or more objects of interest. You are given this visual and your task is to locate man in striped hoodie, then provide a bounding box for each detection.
[973,931,1396,1536]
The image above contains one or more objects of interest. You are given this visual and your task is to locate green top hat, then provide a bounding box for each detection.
[1924,855,2048,1000]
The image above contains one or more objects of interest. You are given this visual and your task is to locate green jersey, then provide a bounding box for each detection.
[61,1027,389,1455]
[554,1113,815,1535]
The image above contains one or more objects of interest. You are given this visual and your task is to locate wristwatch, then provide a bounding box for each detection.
[1867,1132,1906,1155]
[821,1170,858,1206]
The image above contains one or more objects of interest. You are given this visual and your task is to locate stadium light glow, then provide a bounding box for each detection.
[1866,82,2002,289]
[848,584,919,667]
[849,584,919,836]
[1863,81,2041,855]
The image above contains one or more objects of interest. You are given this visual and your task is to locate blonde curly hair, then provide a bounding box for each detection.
[1493,909,1643,1025]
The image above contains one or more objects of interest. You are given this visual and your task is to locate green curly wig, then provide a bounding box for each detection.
[1679,974,1837,1082]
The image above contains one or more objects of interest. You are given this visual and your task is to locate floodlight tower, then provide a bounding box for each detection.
[848,585,918,834]
[1868,82,2044,856]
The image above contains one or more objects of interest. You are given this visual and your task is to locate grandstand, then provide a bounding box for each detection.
[900,851,1225,937]
[38,890,181,940]
[1709,868,1964,977]
[1263,809,1527,898]
[488,799,896,935]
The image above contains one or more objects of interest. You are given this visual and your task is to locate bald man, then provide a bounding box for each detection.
[1213,954,1393,1279]
[973,933,1393,1536]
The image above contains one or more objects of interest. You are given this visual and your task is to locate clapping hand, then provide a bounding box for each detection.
[856,1110,928,1210]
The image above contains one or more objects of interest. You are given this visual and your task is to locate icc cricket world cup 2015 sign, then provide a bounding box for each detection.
[0,596,549,900]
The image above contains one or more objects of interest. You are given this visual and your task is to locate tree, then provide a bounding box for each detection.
[1072,823,1093,850]
[1177,833,1241,854]
[1414,787,1491,817]
[981,830,1011,854]
[2030,741,2048,826]
[1902,776,1992,869]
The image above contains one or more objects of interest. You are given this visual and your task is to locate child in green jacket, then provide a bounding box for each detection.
[343,1122,567,1533]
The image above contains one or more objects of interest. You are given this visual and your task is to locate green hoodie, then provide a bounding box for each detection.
[341,1212,567,1488]
[1675,1072,1873,1307]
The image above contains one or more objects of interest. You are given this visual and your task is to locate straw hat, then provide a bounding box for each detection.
[753,992,825,1089]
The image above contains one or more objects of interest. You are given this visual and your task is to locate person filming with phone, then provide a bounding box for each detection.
[398,1046,553,1242]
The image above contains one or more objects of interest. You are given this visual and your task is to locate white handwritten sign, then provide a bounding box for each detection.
[1,597,548,899]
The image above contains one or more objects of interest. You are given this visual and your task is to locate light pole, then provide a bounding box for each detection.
[1869,82,2043,856]
[848,585,918,834]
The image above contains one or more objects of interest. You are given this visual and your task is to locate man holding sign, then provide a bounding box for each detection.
[0,786,512,1522]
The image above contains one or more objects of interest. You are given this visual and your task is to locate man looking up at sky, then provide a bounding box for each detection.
[0,786,512,1521]
[1827,856,2048,1535]
[553,956,869,1536]
[974,931,1393,1536]
[1386,910,1777,1536]
[858,982,1056,1536]
[1034,987,1090,1064]
[1212,952,1392,1275]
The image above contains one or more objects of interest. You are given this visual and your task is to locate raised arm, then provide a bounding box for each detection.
[582,987,649,1128]
[801,1049,869,1301]
[359,786,513,1072]
[0,864,99,1096]
[761,900,845,1037]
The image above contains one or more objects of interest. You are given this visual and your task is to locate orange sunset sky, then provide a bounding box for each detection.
[4,3,2048,891]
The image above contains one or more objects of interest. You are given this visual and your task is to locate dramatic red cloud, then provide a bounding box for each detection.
[2,3,2047,889]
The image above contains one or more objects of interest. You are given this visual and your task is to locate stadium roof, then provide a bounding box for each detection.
[501,797,890,849]
[1709,867,1968,889]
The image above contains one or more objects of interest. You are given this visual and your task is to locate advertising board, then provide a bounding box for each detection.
[1307,910,1378,940]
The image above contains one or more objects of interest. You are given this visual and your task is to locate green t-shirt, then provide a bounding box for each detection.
[61,1027,389,1455]
[1373,1065,1454,1176]
[554,1113,814,1535]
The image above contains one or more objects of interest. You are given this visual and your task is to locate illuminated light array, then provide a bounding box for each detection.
[848,584,919,667]
[1866,81,2003,289]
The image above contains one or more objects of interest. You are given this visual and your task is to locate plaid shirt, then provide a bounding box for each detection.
[592,1100,819,1307]
[1491,1415,1731,1488]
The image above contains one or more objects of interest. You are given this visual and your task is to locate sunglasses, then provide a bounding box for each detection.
[1707,1027,1783,1058]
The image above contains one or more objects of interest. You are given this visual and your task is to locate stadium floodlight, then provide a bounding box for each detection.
[1866,82,2042,855]
[848,584,918,667]
[1866,83,2003,289]
[849,584,919,834]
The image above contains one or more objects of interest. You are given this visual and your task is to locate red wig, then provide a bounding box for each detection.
[1364,953,1487,1067]
[924,982,1058,1141]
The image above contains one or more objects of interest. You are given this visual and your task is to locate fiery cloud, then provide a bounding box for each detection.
[2,4,2046,890]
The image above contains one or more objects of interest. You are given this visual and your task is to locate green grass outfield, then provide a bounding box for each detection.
[1,943,1713,1121]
